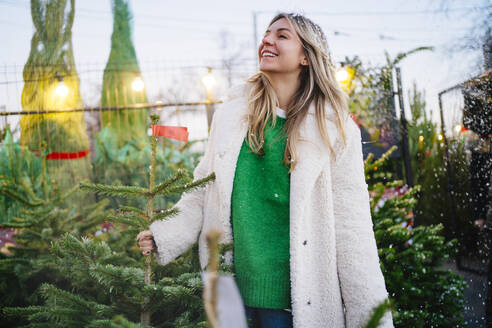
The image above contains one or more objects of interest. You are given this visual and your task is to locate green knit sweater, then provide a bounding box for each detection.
[231,109,291,309]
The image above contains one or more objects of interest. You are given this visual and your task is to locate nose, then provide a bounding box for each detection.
[261,34,274,46]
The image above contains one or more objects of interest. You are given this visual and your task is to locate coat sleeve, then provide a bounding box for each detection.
[149,108,220,267]
[331,119,394,328]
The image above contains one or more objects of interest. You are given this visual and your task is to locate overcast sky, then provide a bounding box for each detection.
[0,0,488,135]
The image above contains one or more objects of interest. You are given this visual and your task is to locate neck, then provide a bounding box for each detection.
[264,71,301,110]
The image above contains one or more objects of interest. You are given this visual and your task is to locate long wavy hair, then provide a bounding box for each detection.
[245,12,349,173]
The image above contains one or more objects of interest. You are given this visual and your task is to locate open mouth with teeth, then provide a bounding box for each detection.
[262,51,278,58]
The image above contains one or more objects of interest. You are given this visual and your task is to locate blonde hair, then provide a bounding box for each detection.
[246,12,349,173]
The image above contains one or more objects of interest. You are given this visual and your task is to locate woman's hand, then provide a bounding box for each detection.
[136,230,157,256]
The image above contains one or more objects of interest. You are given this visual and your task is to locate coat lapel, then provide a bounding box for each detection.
[213,96,250,237]
[289,109,330,227]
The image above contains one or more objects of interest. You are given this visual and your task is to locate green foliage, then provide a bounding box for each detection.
[0,154,110,328]
[406,83,474,254]
[101,0,149,145]
[344,47,433,142]
[21,112,216,326]
[2,233,211,328]
[92,126,205,209]
[367,147,467,328]
[0,129,44,220]
[364,298,395,328]
[20,0,92,197]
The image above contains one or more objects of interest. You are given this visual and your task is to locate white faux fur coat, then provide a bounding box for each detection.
[149,84,394,328]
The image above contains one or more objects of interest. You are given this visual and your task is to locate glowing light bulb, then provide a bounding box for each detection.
[202,70,216,92]
[132,77,145,92]
[438,134,443,141]
[55,80,69,98]
[419,135,424,142]
[454,125,462,133]
[335,69,350,82]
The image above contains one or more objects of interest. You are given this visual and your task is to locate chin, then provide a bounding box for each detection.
[259,64,279,74]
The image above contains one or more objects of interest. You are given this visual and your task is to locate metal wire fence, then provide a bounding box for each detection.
[0,59,257,210]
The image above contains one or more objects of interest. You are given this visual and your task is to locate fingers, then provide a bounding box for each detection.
[141,247,153,256]
[136,230,153,241]
[137,230,156,256]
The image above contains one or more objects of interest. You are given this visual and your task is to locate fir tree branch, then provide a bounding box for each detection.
[118,205,146,216]
[58,184,79,202]
[39,283,101,312]
[1,187,44,207]
[152,207,180,222]
[363,298,394,328]
[165,172,215,195]
[89,263,145,297]
[147,169,189,196]
[80,182,148,198]
[20,205,54,218]
[88,314,148,328]
[107,214,148,230]
[0,257,31,266]
[1,217,34,228]
[2,305,45,318]
[19,177,44,205]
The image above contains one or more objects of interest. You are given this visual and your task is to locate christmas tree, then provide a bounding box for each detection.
[2,115,216,327]
[0,140,109,328]
[80,115,215,326]
[368,146,467,327]
[19,0,92,199]
[100,0,149,146]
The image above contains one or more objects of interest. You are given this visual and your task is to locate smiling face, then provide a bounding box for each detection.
[258,17,309,76]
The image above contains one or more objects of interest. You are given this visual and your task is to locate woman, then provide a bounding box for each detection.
[137,12,394,328]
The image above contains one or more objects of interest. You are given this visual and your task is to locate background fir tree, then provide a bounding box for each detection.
[0,142,109,328]
[405,83,476,256]
[100,0,149,147]
[19,0,92,200]
[1,115,231,328]
[0,129,43,221]
[369,146,467,328]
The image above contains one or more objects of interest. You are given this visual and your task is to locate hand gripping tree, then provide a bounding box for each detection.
[80,114,215,326]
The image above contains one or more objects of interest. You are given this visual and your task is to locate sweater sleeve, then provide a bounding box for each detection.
[149,108,219,267]
[331,119,394,328]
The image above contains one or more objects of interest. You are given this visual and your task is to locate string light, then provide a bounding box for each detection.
[335,68,350,82]
[132,76,145,92]
[55,75,69,98]
[335,64,355,92]
[202,67,216,93]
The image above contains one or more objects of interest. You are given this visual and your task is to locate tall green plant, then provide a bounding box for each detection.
[101,0,149,146]
[20,0,92,197]
[368,146,467,327]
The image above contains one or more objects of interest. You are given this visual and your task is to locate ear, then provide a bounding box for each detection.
[300,56,309,66]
